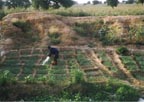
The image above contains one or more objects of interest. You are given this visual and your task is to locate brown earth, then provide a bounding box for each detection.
[1,12,144,49]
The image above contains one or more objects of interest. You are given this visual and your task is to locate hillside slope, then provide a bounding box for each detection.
[1,12,144,49]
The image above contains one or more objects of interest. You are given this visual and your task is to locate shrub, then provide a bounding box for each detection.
[116,85,139,101]
[0,70,16,86]
[0,11,6,20]
[116,46,129,55]
[48,32,61,45]
[70,69,85,84]
[73,22,101,37]
[12,20,31,32]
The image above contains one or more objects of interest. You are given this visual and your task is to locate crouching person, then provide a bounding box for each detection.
[48,46,59,65]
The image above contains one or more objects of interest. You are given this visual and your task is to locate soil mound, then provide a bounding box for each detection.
[1,12,84,48]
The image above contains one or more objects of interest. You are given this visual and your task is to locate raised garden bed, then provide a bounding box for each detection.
[96,51,118,72]
[120,56,139,71]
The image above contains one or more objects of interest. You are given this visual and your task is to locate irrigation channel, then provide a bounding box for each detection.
[1,46,144,88]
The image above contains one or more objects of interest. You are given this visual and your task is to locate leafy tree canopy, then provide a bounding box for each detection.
[137,0,144,5]
[106,0,119,8]
[32,0,75,10]
[0,0,4,9]
[5,0,31,9]
[92,0,102,5]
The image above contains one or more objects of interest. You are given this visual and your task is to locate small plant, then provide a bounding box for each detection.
[48,32,61,45]
[116,85,139,101]
[0,70,16,86]
[116,46,129,55]
[24,75,36,84]
[70,69,85,84]
[38,75,47,84]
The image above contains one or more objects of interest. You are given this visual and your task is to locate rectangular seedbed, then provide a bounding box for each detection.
[77,53,92,66]
[132,71,144,81]
[22,67,34,74]
[18,74,33,81]
[32,49,43,55]
[0,66,20,76]
[20,49,31,55]
[50,69,67,74]
[120,56,139,71]
[2,59,20,66]
[36,67,48,74]
[96,51,118,72]
[6,50,18,58]
[87,76,107,82]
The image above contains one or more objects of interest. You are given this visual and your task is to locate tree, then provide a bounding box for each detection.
[137,0,144,5]
[87,1,91,4]
[92,0,102,5]
[126,0,135,4]
[22,0,31,8]
[32,0,75,10]
[5,0,31,9]
[0,0,4,9]
[106,0,119,8]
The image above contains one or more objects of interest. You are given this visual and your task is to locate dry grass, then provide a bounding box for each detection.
[3,4,144,17]
[49,4,144,16]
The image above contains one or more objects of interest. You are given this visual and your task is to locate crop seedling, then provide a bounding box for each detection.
[24,75,36,84]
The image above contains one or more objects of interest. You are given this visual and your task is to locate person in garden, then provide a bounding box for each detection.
[47,45,59,65]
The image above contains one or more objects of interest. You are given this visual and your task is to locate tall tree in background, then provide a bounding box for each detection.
[106,0,119,8]
[0,0,4,9]
[32,0,75,10]
[126,0,135,4]
[137,0,144,5]
[31,0,50,9]
[5,0,31,9]
[22,0,31,8]
[93,0,102,5]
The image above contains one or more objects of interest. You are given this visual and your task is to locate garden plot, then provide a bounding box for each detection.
[96,51,118,73]
[6,50,19,58]
[120,56,139,71]
[131,71,144,81]
[0,48,111,83]
[20,49,32,55]
[134,53,144,71]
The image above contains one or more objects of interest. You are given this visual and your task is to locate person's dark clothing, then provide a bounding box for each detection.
[48,47,59,65]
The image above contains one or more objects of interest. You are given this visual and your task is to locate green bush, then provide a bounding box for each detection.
[12,20,31,32]
[73,22,101,37]
[70,69,85,84]
[0,70,16,86]
[48,32,61,45]
[116,85,139,101]
[116,46,129,55]
[0,11,6,20]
